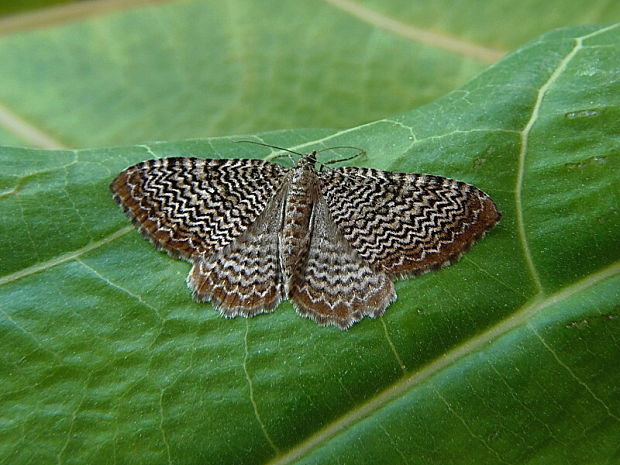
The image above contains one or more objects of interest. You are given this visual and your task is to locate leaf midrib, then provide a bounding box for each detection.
[323,0,506,62]
[0,102,67,149]
[268,260,620,465]
[0,0,171,36]
[512,25,618,296]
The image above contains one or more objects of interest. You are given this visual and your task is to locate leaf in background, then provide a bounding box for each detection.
[1,24,619,465]
[357,0,620,49]
[0,0,75,17]
[0,0,618,148]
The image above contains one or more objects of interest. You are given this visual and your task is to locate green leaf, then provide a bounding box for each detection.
[0,0,617,148]
[0,0,76,17]
[1,24,619,465]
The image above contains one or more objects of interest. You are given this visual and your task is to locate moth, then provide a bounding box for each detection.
[110,145,500,329]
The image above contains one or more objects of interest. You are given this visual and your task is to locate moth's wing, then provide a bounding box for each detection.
[289,196,395,329]
[188,187,286,316]
[319,167,501,277]
[110,157,287,260]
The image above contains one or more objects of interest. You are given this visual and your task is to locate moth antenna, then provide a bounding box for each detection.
[311,146,366,172]
[316,146,366,165]
[234,140,305,158]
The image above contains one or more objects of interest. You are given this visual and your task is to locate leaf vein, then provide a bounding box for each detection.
[267,260,620,464]
[76,259,164,323]
[158,388,173,465]
[56,372,93,465]
[0,305,62,361]
[323,0,505,62]
[528,322,620,423]
[487,361,567,446]
[433,385,510,464]
[0,101,68,149]
[243,321,280,455]
[515,35,583,295]
[381,319,406,373]
[0,226,134,286]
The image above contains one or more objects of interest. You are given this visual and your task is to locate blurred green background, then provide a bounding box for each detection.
[0,0,618,149]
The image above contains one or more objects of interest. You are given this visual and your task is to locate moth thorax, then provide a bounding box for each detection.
[280,170,316,286]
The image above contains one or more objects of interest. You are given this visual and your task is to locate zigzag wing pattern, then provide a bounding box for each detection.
[319,167,501,277]
[110,157,287,260]
[289,197,395,329]
[188,188,286,317]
